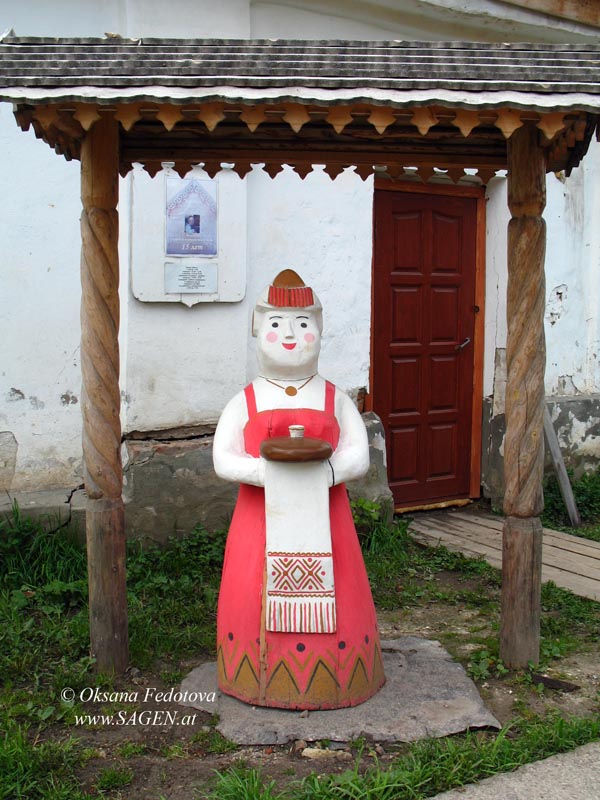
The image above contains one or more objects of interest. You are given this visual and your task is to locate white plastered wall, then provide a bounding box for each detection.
[482,143,600,410]
[122,164,250,431]
[244,166,373,393]
[0,102,83,490]
[544,144,600,397]
[250,0,600,42]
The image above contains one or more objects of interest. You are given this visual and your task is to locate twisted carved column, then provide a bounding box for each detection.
[500,123,546,668]
[80,113,128,672]
[81,204,122,499]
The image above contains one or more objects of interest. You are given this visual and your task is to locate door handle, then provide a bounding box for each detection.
[455,336,471,351]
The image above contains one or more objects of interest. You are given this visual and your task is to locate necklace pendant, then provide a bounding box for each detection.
[285,386,298,396]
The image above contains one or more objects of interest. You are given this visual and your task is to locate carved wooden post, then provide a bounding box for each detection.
[80,112,128,673]
[500,123,546,669]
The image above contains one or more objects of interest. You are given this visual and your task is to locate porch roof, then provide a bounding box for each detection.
[2,38,600,107]
[1,37,600,180]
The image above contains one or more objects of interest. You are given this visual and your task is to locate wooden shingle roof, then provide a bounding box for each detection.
[1,37,599,181]
[2,38,600,110]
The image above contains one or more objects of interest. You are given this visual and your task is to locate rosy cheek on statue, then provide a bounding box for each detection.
[304,333,316,343]
[266,331,278,343]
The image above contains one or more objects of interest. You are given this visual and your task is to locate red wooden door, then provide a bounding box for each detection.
[373,189,479,508]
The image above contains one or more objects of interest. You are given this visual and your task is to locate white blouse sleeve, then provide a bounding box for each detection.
[212,391,266,487]
[329,389,370,486]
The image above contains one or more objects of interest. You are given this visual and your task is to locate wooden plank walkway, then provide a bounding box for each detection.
[409,511,600,602]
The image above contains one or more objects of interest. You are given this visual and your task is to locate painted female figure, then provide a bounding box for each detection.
[213,270,385,709]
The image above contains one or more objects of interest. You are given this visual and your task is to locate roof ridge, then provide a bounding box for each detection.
[1,37,600,51]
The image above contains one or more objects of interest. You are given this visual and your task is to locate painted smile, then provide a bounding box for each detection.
[282,343,297,350]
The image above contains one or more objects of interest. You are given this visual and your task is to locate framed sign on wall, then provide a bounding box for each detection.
[130,165,246,306]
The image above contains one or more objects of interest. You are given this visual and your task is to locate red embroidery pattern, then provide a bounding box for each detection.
[266,550,336,633]
[269,553,332,595]
[267,597,336,633]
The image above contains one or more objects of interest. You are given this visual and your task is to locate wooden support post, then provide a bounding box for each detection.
[500,123,546,669]
[80,112,128,673]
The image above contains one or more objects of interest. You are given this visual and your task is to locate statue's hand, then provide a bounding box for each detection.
[256,456,266,487]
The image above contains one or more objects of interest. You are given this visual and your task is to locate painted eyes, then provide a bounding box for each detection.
[270,320,307,328]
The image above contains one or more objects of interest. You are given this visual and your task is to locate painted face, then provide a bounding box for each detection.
[256,309,321,377]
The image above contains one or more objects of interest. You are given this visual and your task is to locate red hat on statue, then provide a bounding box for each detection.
[252,269,323,336]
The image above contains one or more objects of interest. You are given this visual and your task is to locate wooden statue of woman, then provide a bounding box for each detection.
[213,269,385,709]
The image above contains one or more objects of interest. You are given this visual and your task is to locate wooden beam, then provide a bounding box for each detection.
[543,406,581,527]
[80,111,129,674]
[120,146,507,181]
[500,0,600,27]
[120,139,507,165]
[500,122,546,669]
[470,191,486,496]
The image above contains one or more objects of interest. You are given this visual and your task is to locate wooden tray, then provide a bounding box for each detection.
[260,436,333,463]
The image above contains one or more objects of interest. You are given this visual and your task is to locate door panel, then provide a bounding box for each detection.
[373,189,479,508]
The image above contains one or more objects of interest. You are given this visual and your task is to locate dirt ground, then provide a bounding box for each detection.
[46,593,600,800]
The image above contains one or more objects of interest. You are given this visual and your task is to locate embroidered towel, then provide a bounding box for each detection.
[264,459,335,633]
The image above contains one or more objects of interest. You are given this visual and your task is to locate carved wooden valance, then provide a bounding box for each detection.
[13,100,595,185]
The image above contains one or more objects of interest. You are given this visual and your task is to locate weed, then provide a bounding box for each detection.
[0,591,91,691]
[467,649,509,682]
[209,766,287,800]
[162,742,187,759]
[0,502,87,591]
[357,512,413,609]
[351,497,384,535]
[0,506,228,797]
[160,668,185,684]
[542,468,600,536]
[191,728,238,755]
[95,766,134,792]
[538,581,600,664]
[351,498,405,556]
[116,741,147,758]
[0,505,92,697]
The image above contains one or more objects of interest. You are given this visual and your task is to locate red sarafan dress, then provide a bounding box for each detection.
[216,380,385,709]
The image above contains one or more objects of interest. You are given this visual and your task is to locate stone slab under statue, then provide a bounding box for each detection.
[178,637,500,745]
[212,269,385,709]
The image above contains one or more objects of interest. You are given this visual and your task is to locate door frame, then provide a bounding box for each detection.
[369,179,487,503]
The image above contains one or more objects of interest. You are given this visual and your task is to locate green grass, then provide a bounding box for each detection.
[116,741,148,758]
[0,505,226,687]
[210,766,287,800]
[1,497,600,799]
[190,727,239,755]
[0,504,227,800]
[0,501,87,591]
[0,721,89,800]
[361,503,600,676]
[95,766,134,792]
[209,714,600,800]
[126,525,226,668]
[363,514,500,612]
